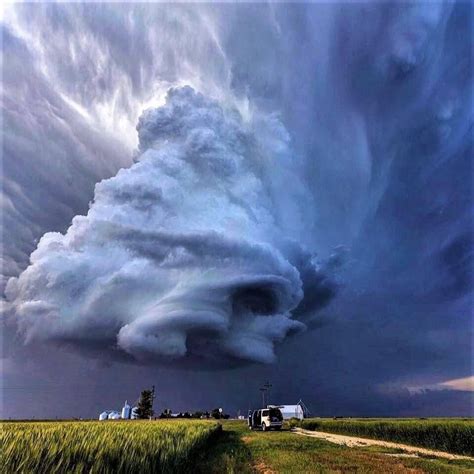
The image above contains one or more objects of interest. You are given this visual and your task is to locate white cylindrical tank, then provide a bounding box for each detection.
[121,401,131,419]
[131,407,139,420]
[108,411,121,420]
[99,411,108,421]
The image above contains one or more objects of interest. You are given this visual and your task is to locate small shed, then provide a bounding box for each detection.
[274,404,305,420]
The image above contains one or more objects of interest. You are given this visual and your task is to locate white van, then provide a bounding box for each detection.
[248,407,283,431]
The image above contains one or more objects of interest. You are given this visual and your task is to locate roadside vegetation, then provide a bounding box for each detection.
[290,418,474,456]
[1,420,220,474]
[199,421,474,473]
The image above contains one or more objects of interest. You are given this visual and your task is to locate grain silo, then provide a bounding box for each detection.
[121,401,131,419]
[131,407,139,419]
[99,411,109,421]
[108,411,121,420]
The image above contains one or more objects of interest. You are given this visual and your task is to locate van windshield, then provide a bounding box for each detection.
[269,408,283,420]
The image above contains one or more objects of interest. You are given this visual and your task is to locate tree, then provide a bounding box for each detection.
[159,409,172,419]
[159,408,172,419]
[135,389,154,419]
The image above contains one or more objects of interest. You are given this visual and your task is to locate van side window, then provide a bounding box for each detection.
[262,410,269,416]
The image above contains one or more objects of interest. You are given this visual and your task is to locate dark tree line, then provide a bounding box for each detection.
[135,387,230,420]
[158,408,230,419]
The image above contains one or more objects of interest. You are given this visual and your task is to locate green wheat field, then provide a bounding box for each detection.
[2,418,473,473]
[1,420,220,473]
[291,418,474,456]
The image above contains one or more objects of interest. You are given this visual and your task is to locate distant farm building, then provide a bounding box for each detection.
[269,401,309,420]
[279,405,304,420]
[99,401,136,421]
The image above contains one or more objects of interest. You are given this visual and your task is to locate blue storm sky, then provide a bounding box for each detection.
[1,1,472,418]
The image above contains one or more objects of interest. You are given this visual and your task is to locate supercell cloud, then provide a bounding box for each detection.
[6,86,337,365]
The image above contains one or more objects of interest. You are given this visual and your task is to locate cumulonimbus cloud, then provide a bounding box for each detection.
[6,86,339,366]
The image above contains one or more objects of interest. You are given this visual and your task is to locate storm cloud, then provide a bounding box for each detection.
[6,86,338,365]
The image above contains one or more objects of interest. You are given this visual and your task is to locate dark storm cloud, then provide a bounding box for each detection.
[1,1,472,417]
[6,87,338,365]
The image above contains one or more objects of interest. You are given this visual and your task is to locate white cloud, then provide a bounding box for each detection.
[6,87,336,366]
[440,376,474,393]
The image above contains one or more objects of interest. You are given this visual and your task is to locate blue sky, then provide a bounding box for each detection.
[1,2,472,418]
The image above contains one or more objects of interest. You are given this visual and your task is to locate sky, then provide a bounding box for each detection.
[1,1,472,419]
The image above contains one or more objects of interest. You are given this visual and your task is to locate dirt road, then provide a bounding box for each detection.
[292,427,474,461]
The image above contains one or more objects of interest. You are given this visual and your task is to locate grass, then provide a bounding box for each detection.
[2,419,473,473]
[290,418,474,456]
[1,420,220,474]
[198,421,474,473]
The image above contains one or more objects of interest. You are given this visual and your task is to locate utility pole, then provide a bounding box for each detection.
[264,381,272,406]
[150,385,156,421]
[259,381,272,408]
[259,387,266,407]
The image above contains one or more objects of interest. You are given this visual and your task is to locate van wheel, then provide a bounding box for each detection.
[262,423,267,431]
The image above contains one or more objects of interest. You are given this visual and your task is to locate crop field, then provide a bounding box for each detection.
[2,419,473,473]
[291,418,474,456]
[1,420,220,474]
